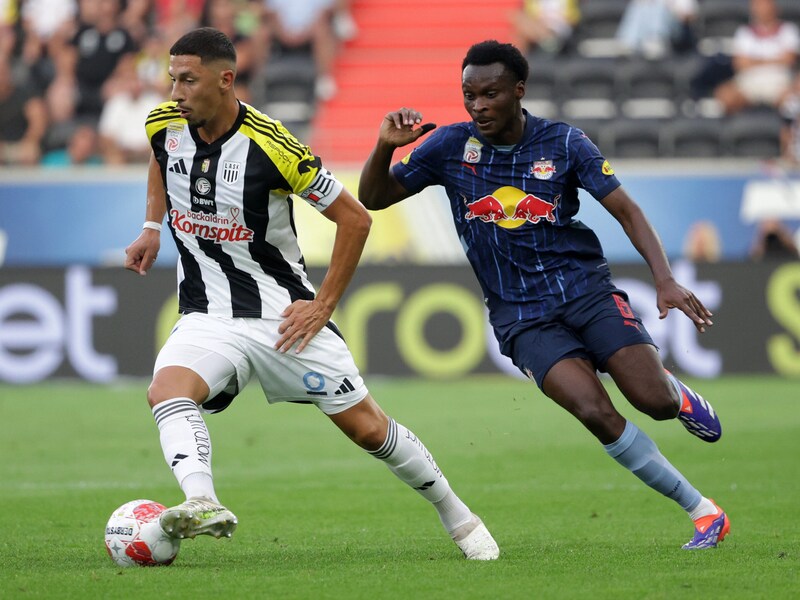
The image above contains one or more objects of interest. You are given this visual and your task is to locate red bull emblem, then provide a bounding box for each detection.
[511,194,558,223]
[531,160,555,181]
[463,186,559,229]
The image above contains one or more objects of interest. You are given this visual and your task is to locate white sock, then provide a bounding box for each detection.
[152,397,217,502]
[688,496,719,521]
[181,473,219,503]
[368,418,473,534]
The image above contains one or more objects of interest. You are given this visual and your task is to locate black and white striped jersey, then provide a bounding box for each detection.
[145,101,343,319]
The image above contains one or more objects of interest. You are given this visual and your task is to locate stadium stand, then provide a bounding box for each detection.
[1,0,797,165]
[305,0,799,163]
[662,117,724,157]
[309,0,519,164]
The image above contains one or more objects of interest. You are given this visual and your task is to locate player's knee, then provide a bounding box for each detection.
[349,420,387,452]
[572,401,619,433]
[146,381,168,408]
[630,388,680,421]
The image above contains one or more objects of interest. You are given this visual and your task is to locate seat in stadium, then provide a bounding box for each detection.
[776,0,800,24]
[556,59,618,100]
[699,0,750,40]
[616,59,677,100]
[526,57,560,101]
[722,110,784,158]
[662,118,724,158]
[572,0,628,57]
[572,0,628,43]
[605,119,663,158]
[616,59,679,119]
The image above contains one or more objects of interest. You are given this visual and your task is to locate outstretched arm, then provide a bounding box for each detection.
[600,186,713,332]
[275,188,372,353]
[358,107,435,210]
[124,152,166,276]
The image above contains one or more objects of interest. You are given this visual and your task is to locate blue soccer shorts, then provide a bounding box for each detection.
[508,288,655,389]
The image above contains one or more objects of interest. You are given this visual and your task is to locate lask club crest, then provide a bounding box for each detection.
[222,161,241,184]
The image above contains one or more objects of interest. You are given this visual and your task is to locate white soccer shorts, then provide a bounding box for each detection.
[154,313,368,415]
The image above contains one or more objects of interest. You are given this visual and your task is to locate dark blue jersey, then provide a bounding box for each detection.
[391,110,623,350]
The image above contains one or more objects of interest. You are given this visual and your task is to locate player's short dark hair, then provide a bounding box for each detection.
[170,27,237,66]
[462,40,529,83]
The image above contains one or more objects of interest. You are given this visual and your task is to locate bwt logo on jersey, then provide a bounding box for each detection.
[463,186,559,229]
[170,209,255,242]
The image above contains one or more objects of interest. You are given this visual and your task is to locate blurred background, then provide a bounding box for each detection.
[1,0,800,385]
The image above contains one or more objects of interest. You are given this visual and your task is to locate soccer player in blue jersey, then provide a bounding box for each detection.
[359,40,729,550]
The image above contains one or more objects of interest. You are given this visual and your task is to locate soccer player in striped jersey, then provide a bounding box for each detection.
[124,27,498,560]
[359,40,729,550]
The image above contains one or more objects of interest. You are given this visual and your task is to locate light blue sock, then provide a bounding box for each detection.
[604,421,701,511]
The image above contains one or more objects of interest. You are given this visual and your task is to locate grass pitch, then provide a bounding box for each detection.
[0,375,798,599]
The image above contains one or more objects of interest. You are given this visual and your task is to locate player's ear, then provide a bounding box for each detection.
[515,80,525,100]
[220,68,235,91]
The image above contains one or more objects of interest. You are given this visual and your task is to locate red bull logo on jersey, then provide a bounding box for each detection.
[531,160,555,180]
[464,186,559,229]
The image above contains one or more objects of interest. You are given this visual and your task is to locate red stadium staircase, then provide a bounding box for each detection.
[310,0,517,166]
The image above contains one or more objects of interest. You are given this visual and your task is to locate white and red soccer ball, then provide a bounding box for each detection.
[105,499,180,567]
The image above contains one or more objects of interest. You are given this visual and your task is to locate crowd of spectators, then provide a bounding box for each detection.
[1,0,800,167]
[0,0,355,167]
[514,0,799,164]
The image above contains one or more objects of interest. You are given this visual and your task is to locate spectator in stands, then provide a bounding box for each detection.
[1,0,19,60]
[510,0,580,57]
[713,0,799,115]
[779,74,800,165]
[0,59,48,166]
[617,0,698,58]
[121,0,156,45]
[151,0,204,40]
[261,0,340,100]
[682,220,721,263]
[331,0,357,42]
[40,123,102,166]
[45,0,138,155]
[97,57,164,164]
[750,219,800,261]
[200,0,260,104]
[18,0,78,90]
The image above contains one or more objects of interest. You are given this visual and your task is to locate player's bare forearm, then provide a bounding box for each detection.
[359,109,435,210]
[275,190,371,353]
[359,140,399,210]
[145,152,168,223]
[124,153,167,276]
[600,186,712,331]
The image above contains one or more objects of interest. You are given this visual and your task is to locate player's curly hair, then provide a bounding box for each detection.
[462,40,529,83]
[170,27,237,66]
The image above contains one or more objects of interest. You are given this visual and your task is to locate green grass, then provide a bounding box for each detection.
[0,375,798,599]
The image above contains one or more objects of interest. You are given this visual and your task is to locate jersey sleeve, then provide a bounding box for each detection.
[293,164,344,212]
[144,101,181,146]
[568,127,621,201]
[390,127,447,194]
[246,110,344,212]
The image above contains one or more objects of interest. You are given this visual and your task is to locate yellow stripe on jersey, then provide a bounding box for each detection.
[145,101,183,141]
[240,105,318,195]
[243,109,307,159]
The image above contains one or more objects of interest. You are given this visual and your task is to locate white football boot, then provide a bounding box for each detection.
[159,497,238,540]
[451,514,500,560]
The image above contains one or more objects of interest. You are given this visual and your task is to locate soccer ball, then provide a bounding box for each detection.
[104,499,181,567]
